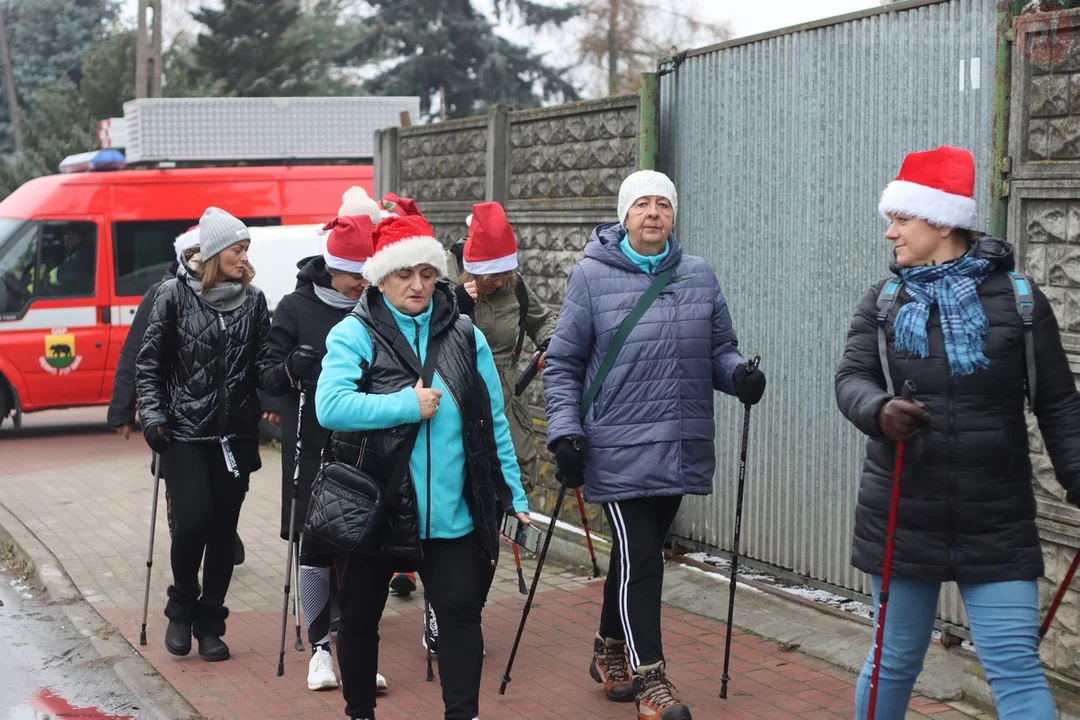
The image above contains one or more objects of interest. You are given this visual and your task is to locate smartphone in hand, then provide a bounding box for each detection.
[501,514,541,553]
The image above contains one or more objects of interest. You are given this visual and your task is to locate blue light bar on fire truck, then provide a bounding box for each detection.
[58,149,126,174]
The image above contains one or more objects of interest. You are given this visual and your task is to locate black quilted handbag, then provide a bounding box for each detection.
[304,330,441,554]
[303,453,396,554]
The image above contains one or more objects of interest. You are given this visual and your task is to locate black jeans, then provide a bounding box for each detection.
[600,495,683,671]
[163,441,249,604]
[334,533,495,720]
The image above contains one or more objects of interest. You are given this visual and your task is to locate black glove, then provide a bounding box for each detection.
[454,283,476,316]
[143,424,169,455]
[286,345,319,385]
[552,436,587,489]
[733,362,767,406]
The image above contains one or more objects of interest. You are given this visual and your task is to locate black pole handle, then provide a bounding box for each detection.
[901,380,916,401]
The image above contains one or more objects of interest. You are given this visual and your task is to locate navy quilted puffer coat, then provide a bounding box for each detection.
[136,275,272,442]
[544,222,745,503]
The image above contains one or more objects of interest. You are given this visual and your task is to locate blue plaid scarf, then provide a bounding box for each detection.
[893,256,995,376]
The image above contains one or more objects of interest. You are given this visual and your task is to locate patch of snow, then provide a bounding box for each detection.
[680,552,874,620]
[678,563,761,593]
[530,511,610,544]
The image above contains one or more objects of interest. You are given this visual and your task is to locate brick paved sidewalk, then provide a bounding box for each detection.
[0,412,987,719]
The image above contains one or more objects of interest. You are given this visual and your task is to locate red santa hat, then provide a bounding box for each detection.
[379,192,422,219]
[363,215,448,285]
[878,146,978,230]
[322,216,375,274]
[463,202,518,275]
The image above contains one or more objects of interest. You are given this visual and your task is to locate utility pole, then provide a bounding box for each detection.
[136,0,163,99]
[0,1,23,152]
[607,0,620,96]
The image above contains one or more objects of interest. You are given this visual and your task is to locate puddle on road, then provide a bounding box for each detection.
[7,688,133,719]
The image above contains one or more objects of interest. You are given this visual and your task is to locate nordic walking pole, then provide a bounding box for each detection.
[277,389,306,677]
[575,488,601,578]
[425,599,435,681]
[511,541,527,595]
[499,483,568,695]
[139,451,163,646]
[720,355,760,700]
[867,379,917,719]
[1041,549,1080,641]
[293,541,303,652]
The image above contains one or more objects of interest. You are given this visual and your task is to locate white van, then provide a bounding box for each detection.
[247,224,325,315]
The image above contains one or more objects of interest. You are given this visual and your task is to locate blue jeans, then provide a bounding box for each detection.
[854,576,1054,720]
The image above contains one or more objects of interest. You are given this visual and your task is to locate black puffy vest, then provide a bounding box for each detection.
[326,282,513,568]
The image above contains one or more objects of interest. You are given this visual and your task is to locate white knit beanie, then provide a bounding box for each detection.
[617,170,678,227]
[198,207,250,260]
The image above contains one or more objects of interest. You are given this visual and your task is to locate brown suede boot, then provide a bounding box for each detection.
[589,634,635,702]
[633,661,691,720]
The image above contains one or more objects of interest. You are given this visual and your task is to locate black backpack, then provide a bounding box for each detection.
[451,238,531,360]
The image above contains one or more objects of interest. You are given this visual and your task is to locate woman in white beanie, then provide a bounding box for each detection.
[544,170,764,720]
[136,207,273,662]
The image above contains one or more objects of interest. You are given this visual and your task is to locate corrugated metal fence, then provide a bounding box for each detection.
[659,0,999,627]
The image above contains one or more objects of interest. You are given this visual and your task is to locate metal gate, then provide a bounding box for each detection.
[659,0,1000,627]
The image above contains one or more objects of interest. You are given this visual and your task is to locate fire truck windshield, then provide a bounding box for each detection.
[0,219,32,315]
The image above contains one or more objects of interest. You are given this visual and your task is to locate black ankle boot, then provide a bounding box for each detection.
[193,599,231,662]
[197,634,230,662]
[163,585,197,656]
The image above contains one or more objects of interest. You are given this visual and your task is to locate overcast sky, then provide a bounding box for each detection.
[121,0,882,45]
[119,0,882,95]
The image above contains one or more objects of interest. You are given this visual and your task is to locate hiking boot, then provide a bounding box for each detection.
[589,634,635,702]
[163,585,196,656]
[193,599,230,662]
[390,572,416,597]
[307,643,339,691]
[633,661,691,720]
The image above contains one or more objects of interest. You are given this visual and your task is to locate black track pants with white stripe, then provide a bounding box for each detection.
[600,495,683,671]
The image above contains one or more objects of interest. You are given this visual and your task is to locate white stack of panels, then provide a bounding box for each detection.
[122,96,421,164]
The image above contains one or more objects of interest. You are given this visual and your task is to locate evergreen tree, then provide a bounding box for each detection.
[79,28,136,121]
[190,0,331,96]
[0,0,119,152]
[342,0,579,120]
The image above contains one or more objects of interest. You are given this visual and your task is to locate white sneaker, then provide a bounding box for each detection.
[375,672,388,694]
[307,645,340,691]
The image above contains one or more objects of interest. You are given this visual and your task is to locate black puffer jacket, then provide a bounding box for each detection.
[108,266,176,429]
[309,282,513,569]
[836,235,1080,583]
[263,256,354,539]
[135,271,273,442]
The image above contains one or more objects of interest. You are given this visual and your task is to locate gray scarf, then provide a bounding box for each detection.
[179,265,249,312]
[314,283,359,310]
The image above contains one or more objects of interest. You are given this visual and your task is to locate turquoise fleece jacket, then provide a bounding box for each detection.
[620,233,670,273]
[315,301,528,540]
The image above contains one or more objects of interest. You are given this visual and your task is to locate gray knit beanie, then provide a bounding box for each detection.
[198,207,250,260]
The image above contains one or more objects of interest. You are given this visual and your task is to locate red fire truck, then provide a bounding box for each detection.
[0,95,416,430]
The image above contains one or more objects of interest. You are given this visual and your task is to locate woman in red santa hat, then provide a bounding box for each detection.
[315,213,529,720]
[836,146,1080,718]
[263,187,388,694]
[447,201,557,496]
